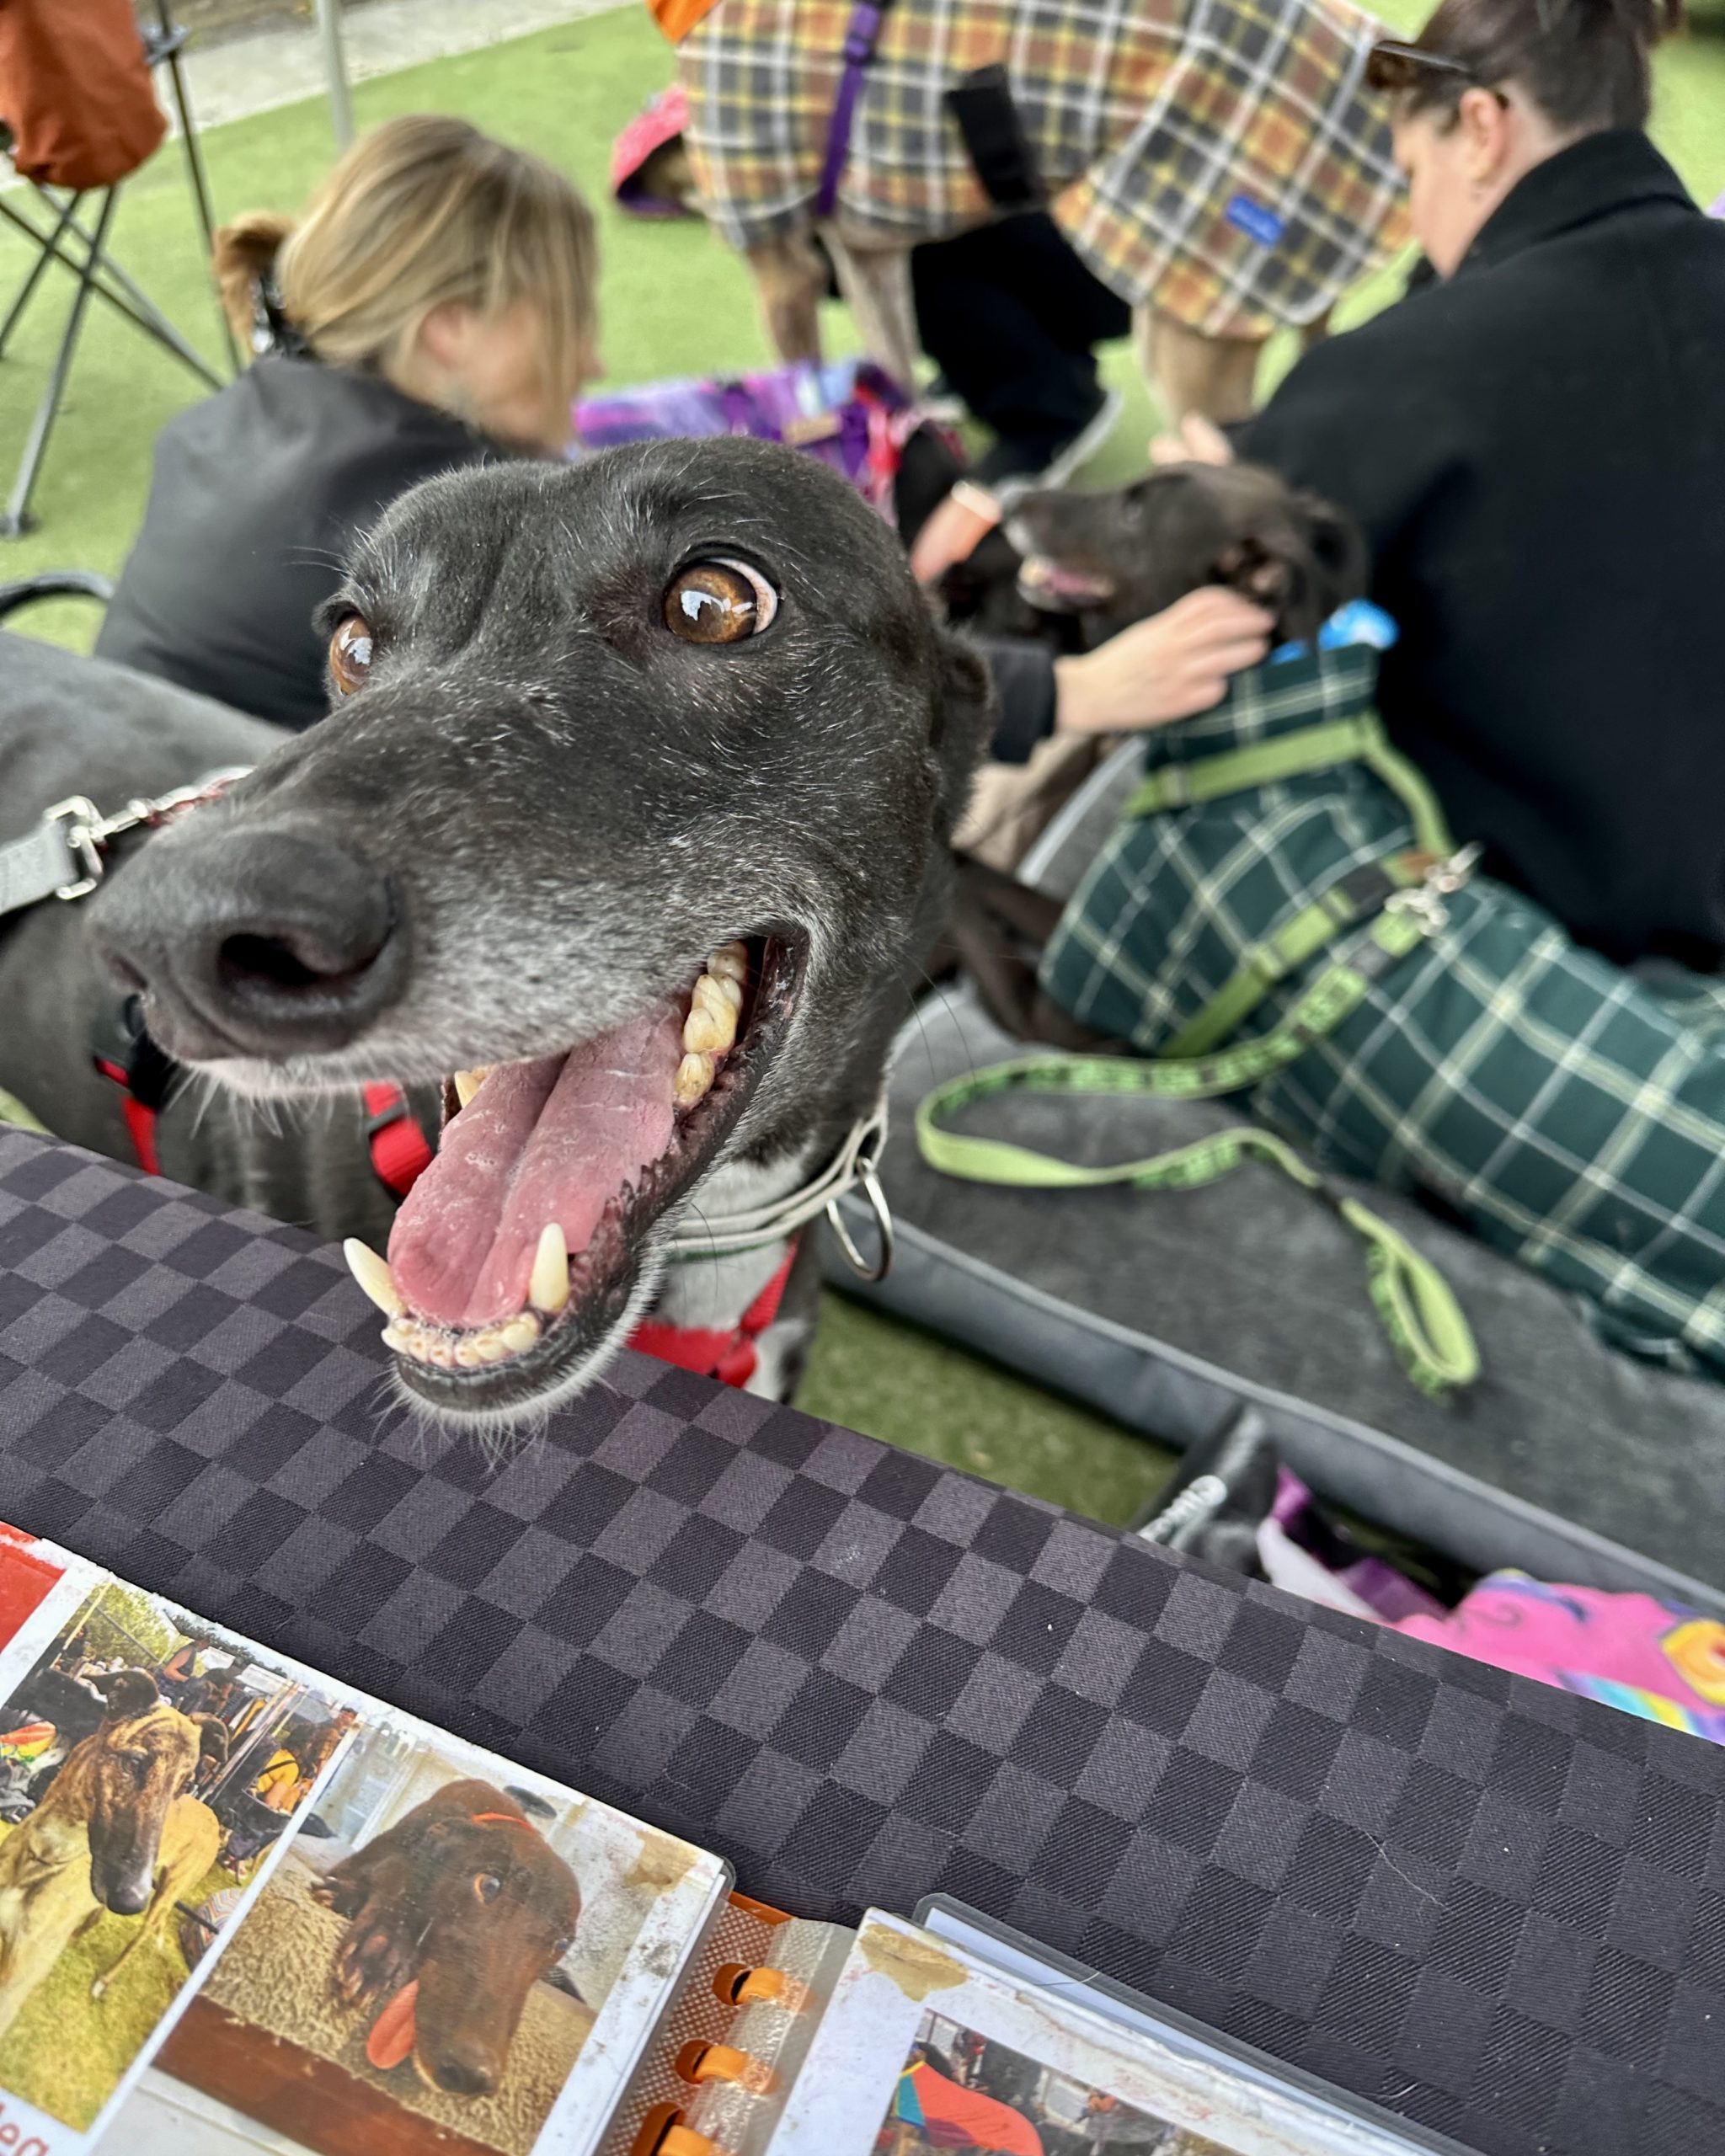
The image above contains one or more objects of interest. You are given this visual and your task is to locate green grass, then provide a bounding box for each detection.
[0,1827,227,2129]
[3,5,1722,1524]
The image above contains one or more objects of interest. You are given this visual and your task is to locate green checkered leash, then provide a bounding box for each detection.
[918,711,1482,1397]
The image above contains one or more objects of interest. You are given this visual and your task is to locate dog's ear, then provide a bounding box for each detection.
[1215,490,1369,649]
[1213,535,1291,614]
[99,1668,161,1721]
[1284,489,1370,643]
[928,629,997,841]
[194,1715,230,1768]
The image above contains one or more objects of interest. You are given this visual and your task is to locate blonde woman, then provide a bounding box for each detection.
[97,115,599,730]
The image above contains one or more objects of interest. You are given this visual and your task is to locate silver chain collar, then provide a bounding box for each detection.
[661,1091,894,1283]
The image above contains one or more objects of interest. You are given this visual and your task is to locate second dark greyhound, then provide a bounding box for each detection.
[72,440,994,1425]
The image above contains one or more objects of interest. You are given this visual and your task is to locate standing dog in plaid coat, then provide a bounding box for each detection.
[656,0,1407,419]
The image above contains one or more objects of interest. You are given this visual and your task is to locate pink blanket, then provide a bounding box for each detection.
[1396,1574,1725,1741]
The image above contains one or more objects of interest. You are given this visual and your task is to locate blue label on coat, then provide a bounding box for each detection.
[1225,194,1285,248]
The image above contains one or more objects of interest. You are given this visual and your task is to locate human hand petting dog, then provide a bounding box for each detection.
[1150,413,1236,467]
[1052,586,1274,735]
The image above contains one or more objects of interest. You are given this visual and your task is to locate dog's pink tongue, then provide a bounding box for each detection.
[387,1004,683,1327]
[366,1980,419,2072]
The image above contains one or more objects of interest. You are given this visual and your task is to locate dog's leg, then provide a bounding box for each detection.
[1135,305,1263,424]
[820,228,921,391]
[746,1238,825,1403]
[746,233,829,363]
[1300,305,1334,355]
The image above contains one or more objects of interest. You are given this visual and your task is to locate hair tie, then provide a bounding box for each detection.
[251,270,312,360]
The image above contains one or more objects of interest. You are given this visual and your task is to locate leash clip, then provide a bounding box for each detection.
[41,770,252,905]
[1386,841,1482,936]
[42,798,106,900]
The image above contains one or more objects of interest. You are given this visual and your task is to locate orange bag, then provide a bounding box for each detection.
[0,0,168,192]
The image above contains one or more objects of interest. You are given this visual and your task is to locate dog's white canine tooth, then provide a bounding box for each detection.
[500,1315,541,1354]
[454,1067,490,1109]
[708,943,749,985]
[675,1051,717,1107]
[529,1221,570,1315]
[344,1240,404,1318]
[683,1001,736,1056]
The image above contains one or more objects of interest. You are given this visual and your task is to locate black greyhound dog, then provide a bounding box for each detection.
[3,440,993,1424]
[944,460,1369,1047]
[0,634,424,1250]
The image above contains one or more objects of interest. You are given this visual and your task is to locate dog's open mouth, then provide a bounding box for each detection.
[1013,552,1116,613]
[346,936,800,1412]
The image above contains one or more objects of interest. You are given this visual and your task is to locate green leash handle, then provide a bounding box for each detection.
[915,1059,1479,1398]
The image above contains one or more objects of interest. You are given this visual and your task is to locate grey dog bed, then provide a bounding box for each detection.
[832,745,1725,1614]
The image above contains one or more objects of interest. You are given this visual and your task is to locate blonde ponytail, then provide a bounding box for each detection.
[211,115,598,408]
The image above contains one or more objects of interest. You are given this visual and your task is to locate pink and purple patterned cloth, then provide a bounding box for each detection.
[1395,1575,1725,1742]
[574,356,918,516]
[1267,1472,1725,1744]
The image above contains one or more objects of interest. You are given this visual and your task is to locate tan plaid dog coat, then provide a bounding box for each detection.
[675,0,1410,339]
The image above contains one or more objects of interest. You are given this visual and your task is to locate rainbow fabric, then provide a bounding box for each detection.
[1396,1575,1725,1744]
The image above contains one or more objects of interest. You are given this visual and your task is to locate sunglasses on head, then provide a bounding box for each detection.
[1365,40,1496,95]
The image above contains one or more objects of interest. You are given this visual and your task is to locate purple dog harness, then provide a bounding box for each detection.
[815,0,895,218]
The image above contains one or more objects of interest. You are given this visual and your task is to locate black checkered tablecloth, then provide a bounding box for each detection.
[2,1129,1722,2156]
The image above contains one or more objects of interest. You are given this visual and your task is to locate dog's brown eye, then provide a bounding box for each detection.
[473,1871,503,1903]
[329,613,375,694]
[662,558,778,644]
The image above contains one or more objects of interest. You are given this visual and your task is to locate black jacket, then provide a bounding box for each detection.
[1244,130,1725,969]
[97,358,496,731]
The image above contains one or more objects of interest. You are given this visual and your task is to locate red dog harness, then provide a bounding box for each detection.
[629,1242,800,1389]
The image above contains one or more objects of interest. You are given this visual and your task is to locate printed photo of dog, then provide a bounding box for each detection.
[877,2011,1211,2156]
[154,1719,725,2156]
[0,1582,356,2139]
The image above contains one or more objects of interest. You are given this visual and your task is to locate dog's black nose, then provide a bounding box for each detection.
[93,825,407,1060]
[430,2054,496,2097]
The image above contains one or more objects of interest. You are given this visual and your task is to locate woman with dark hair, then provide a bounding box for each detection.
[1218,0,1723,969]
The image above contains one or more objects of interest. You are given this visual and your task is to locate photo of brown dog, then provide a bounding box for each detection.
[156,1719,724,2156]
[0,1581,354,2139]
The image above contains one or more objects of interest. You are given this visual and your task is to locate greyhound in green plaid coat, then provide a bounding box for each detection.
[1014,631,1725,1381]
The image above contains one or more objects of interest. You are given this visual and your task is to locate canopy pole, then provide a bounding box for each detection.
[315,0,356,150]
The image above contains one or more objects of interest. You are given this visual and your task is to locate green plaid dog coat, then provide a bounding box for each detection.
[1028,640,1725,1379]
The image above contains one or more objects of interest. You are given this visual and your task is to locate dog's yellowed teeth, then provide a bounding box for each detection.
[425,1337,457,1369]
[675,1050,717,1108]
[382,1318,414,1353]
[344,1240,404,1318]
[693,972,738,1017]
[708,942,749,985]
[473,1333,510,1365]
[683,998,736,1056]
[454,1067,490,1109]
[500,1314,541,1354]
[455,1340,485,1369]
[529,1222,570,1315]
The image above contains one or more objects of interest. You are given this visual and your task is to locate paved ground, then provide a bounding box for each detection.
[178,0,633,131]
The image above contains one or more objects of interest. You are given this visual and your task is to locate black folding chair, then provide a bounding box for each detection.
[0,2,237,539]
